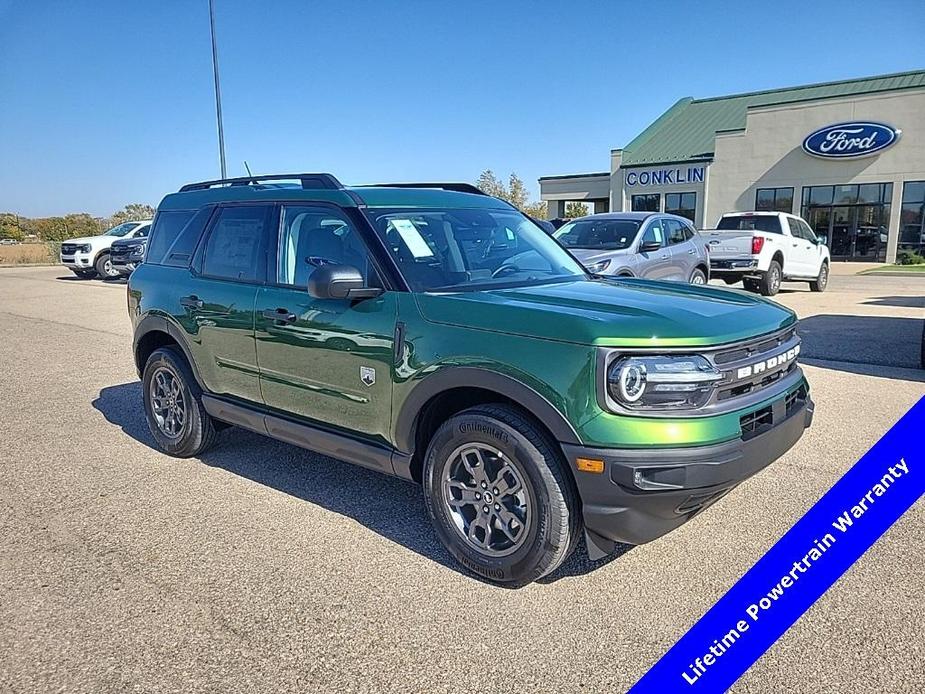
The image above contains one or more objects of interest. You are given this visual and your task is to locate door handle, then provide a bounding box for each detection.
[660,253,670,260]
[792,243,798,247]
[262,308,297,324]
[687,249,696,255]
[180,295,203,309]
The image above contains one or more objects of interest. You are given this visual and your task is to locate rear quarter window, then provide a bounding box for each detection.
[146,208,212,266]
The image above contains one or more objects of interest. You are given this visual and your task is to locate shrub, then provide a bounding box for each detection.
[895,250,925,265]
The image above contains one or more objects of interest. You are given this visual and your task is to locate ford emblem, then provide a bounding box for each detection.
[802,121,900,159]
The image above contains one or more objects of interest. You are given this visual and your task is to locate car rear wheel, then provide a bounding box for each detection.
[689,268,707,285]
[142,347,218,458]
[422,404,580,587]
[758,260,782,296]
[810,262,829,292]
[94,253,119,279]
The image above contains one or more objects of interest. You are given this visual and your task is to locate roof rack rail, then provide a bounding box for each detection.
[179,173,344,193]
[363,182,487,196]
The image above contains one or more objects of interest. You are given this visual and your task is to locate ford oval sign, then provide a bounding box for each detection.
[802,121,900,159]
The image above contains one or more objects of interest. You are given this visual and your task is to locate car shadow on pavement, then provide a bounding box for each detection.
[92,381,627,586]
[861,295,925,309]
[798,314,925,378]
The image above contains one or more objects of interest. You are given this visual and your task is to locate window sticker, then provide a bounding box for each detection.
[390,219,434,258]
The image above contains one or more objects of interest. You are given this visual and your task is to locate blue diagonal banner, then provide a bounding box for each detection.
[629,395,925,693]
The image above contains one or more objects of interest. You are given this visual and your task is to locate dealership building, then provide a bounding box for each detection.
[539,70,925,262]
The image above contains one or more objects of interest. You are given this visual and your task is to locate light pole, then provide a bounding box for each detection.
[209,0,227,179]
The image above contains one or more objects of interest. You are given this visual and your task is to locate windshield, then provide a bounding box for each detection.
[717,216,781,233]
[365,207,587,292]
[553,218,642,250]
[104,222,140,237]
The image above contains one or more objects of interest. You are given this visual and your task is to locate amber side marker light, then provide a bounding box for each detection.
[576,458,605,474]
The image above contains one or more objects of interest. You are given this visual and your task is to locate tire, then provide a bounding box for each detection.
[810,261,829,292]
[94,252,119,279]
[689,267,707,285]
[758,260,782,296]
[422,404,580,587]
[142,346,218,458]
[742,278,760,292]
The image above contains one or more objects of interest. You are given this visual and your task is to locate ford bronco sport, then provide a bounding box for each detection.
[128,173,813,586]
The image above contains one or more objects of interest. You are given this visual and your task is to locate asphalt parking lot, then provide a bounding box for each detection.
[1,266,923,693]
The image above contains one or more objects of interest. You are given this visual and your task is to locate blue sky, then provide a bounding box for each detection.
[1,0,923,217]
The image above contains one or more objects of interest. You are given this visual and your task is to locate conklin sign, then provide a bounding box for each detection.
[802,121,901,159]
[624,166,705,187]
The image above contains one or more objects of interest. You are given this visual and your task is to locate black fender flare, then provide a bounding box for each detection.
[133,313,204,386]
[393,367,582,455]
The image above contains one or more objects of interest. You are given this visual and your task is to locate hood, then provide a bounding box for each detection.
[62,235,111,246]
[110,236,144,248]
[415,278,796,348]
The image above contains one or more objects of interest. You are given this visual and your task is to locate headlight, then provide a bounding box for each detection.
[78,244,91,253]
[587,259,611,274]
[607,355,723,411]
[130,242,146,256]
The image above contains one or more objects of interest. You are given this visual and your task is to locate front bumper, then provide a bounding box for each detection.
[60,252,94,270]
[111,259,139,276]
[562,388,813,559]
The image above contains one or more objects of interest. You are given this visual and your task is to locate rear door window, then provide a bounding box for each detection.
[200,205,274,283]
[665,219,687,245]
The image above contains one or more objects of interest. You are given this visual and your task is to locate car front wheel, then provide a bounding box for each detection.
[94,253,119,279]
[810,262,829,292]
[422,404,580,587]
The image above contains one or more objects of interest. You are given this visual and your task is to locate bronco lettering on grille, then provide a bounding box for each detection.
[736,344,800,380]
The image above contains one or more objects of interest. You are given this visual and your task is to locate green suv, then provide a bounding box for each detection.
[129,173,813,586]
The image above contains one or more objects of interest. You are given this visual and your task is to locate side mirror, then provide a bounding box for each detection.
[307,264,383,301]
[639,240,661,253]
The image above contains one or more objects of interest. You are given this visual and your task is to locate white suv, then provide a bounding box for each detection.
[60,220,152,279]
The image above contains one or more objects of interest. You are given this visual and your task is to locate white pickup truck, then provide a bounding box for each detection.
[704,212,830,296]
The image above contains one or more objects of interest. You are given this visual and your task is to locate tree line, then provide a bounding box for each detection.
[1,172,588,243]
[0,203,156,242]
[476,170,588,220]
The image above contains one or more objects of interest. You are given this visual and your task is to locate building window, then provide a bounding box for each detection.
[899,181,925,257]
[755,187,794,213]
[665,192,696,222]
[631,194,660,212]
[801,183,892,262]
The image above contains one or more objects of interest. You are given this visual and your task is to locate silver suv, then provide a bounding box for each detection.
[553,212,709,284]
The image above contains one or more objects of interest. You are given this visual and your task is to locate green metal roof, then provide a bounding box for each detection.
[620,70,925,167]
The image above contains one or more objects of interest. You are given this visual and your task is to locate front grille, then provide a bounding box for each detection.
[61,243,80,254]
[712,327,800,403]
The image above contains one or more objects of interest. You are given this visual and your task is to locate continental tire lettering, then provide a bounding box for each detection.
[458,421,510,444]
